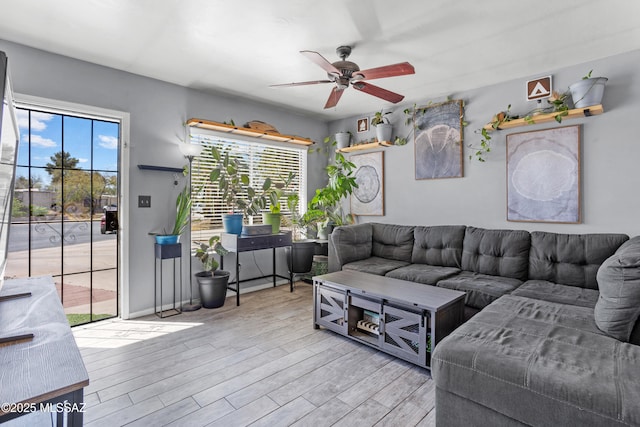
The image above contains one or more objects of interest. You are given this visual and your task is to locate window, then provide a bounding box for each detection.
[189,130,306,248]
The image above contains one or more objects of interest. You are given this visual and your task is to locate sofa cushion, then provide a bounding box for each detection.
[529,231,628,289]
[342,256,409,276]
[436,271,522,309]
[432,295,640,427]
[386,264,460,285]
[595,236,640,341]
[371,223,415,262]
[330,223,373,267]
[461,227,531,280]
[512,280,599,308]
[411,225,466,268]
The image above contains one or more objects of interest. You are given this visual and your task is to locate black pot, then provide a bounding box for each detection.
[286,240,317,273]
[196,270,230,309]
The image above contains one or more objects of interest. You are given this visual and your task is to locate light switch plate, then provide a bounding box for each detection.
[138,195,151,208]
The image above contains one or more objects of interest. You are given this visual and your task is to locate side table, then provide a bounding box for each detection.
[154,243,182,317]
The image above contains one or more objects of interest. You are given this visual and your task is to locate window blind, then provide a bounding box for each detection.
[189,131,305,248]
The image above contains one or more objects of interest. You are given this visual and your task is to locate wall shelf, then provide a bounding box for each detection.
[186,118,314,146]
[138,164,184,173]
[337,141,393,153]
[483,104,604,131]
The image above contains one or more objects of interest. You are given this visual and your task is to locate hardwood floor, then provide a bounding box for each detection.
[72,283,436,427]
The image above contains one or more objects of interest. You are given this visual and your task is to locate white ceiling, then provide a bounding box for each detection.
[1,0,640,121]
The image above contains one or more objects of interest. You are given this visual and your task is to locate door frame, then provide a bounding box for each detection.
[14,94,131,319]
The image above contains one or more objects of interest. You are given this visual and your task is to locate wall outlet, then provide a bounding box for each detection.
[138,195,151,208]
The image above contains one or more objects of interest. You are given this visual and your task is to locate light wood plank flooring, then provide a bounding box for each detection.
[72,283,436,427]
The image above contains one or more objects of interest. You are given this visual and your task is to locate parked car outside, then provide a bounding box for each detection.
[101,205,118,234]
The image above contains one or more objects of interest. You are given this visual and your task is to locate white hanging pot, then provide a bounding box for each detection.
[569,77,608,108]
[375,123,392,142]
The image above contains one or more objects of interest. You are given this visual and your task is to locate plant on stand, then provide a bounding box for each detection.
[151,181,193,244]
[194,236,230,308]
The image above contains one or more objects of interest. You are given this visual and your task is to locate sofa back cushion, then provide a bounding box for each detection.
[461,226,531,280]
[330,223,373,266]
[371,223,415,262]
[594,236,640,341]
[411,225,466,267]
[529,231,629,289]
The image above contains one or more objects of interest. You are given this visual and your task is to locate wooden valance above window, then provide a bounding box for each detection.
[186,118,314,146]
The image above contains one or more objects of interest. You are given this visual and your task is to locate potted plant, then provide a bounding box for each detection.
[194,235,230,308]
[371,110,393,143]
[569,70,608,108]
[284,194,320,274]
[305,151,358,238]
[153,183,192,244]
[262,172,296,234]
[334,131,352,149]
[208,146,274,234]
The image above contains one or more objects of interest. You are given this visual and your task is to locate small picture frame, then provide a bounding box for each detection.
[357,117,369,133]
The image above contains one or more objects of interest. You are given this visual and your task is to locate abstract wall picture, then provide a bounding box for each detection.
[351,151,384,216]
[414,100,464,179]
[507,125,581,223]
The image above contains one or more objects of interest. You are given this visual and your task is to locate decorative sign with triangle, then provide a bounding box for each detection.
[527,76,552,101]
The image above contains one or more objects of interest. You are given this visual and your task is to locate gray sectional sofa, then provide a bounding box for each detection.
[328,222,640,426]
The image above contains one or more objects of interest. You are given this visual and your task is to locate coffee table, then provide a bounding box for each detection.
[313,270,465,369]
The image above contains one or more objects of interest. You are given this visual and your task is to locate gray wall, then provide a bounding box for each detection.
[0,39,329,316]
[329,48,640,237]
[3,36,639,316]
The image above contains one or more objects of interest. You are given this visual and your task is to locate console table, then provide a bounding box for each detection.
[313,270,465,369]
[0,276,89,425]
[220,232,293,306]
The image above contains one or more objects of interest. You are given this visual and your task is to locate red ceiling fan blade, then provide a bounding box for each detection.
[352,81,404,103]
[324,87,345,109]
[270,80,333,87]
[354,62,415,80]
[300,50,341,76]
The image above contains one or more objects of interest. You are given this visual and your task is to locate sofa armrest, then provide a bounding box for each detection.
[328,223,373,272]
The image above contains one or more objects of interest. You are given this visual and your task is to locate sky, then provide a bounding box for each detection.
[14,108,119,186]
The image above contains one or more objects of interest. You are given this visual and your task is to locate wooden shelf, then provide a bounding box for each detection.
[186,118,313,146]
[138,164,184,173]
[483,105,603,131]
[337,141,393,153]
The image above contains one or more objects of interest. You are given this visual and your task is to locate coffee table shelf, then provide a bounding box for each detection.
[313,270,465,369]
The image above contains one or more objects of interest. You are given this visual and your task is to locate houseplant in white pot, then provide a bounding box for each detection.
[569,70,608,108]
[194,235,230,308]
[371,110,393,142]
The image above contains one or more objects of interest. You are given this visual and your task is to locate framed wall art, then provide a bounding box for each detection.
[350,151,384,216]
[507,125,581,223]
[414,99,464,180]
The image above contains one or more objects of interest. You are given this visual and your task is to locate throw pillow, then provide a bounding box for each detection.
[595,237,640,341]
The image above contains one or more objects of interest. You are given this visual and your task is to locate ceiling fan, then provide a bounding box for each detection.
[271,46,415,109]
